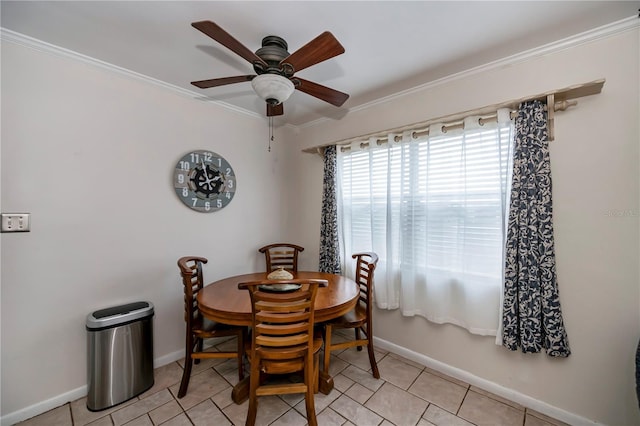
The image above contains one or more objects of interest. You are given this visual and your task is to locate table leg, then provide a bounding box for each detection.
[318,371,334,394]
[231,377,250,404]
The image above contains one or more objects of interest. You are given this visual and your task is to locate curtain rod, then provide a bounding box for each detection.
[340,110,518,152]
[304,79,605,154]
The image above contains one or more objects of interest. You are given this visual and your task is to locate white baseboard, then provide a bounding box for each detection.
[373,336,601,426]
[2,340,600,426]
[0,386,87,426]
[153,348,184,369]
[0,350,184,426]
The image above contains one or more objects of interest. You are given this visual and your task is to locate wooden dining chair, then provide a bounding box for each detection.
[322,252,380,379]
[238,278,326,426]
[177,256,246,398]
[258,243,304,272]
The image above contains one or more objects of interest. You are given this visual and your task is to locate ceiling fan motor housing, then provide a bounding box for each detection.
[253,36,291,76]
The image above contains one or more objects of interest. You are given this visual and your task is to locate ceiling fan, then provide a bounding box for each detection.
[190,20,349,117]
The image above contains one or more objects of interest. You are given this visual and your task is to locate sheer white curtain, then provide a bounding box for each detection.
[337,109,514,336]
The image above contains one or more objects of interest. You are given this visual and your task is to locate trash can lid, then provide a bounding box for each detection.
[86,301,154,329]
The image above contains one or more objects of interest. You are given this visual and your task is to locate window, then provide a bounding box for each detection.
[337,114,514,335]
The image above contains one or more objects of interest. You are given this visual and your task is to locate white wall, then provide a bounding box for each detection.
[293,26,640,425]
[2,21,638,426]
[0,40,297,420]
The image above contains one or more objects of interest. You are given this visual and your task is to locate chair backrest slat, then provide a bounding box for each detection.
[239,279,325,363]
[352,252,378,311]
[177,256,209,325]
[258,243,305,272]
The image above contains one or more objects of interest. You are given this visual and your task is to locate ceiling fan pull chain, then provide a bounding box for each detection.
[268,116,274,152]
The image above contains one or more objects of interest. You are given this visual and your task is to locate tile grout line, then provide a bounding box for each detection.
[456,385,472,417]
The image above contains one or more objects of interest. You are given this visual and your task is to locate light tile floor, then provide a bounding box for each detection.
[17,330,569,426]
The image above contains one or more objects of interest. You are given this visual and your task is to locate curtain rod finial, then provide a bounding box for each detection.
[554,100,578,112]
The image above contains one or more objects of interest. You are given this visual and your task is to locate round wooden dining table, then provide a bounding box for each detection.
[197,270,359,403]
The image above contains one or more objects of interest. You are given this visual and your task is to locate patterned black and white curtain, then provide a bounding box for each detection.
[501,100,571,357]
[319,145,341,273]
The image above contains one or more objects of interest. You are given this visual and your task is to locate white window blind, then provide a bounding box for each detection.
[337,112,514,335]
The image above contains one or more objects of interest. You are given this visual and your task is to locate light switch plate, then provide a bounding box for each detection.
[1,213,31,232]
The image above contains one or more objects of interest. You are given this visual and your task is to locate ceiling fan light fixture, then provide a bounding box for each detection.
[251,74,294,105]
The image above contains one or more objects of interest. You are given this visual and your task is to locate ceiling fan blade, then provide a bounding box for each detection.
[294,78,349,107]
[191,75,255,89]
[192,20,267,68]
[280,32,345,73]
[267,103,284,117]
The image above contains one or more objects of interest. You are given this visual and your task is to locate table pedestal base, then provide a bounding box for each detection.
[317,371,334,395]
[231,377,250,404]
[231,371,335,404]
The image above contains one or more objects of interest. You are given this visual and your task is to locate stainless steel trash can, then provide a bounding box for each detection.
[86,301,154,411]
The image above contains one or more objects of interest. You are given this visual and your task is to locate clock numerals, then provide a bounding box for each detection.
[187,151,213,164]
[173,150,236,213]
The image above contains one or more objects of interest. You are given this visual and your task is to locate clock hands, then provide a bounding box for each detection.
[200,160,215,191]
[198,160,225,194]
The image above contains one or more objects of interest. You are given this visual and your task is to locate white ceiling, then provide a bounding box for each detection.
[1,1,636,126]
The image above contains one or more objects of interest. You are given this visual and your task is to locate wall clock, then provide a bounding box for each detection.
[173,150,236,212]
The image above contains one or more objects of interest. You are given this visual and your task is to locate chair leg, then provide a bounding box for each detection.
[305,354,318,426]
[178,351,193,398]
[355,327,363,351]
[367,339,380,379]
[365,323,379,379]
[313,352,320,394]
[194,337,203,364]
[245,356,260,426]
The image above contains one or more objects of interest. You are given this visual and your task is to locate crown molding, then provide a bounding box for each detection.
[299,14,639,130]
[2,14,638,131]
[0,27,266,122]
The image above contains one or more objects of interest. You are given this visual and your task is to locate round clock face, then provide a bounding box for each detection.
[173,150,236,212]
